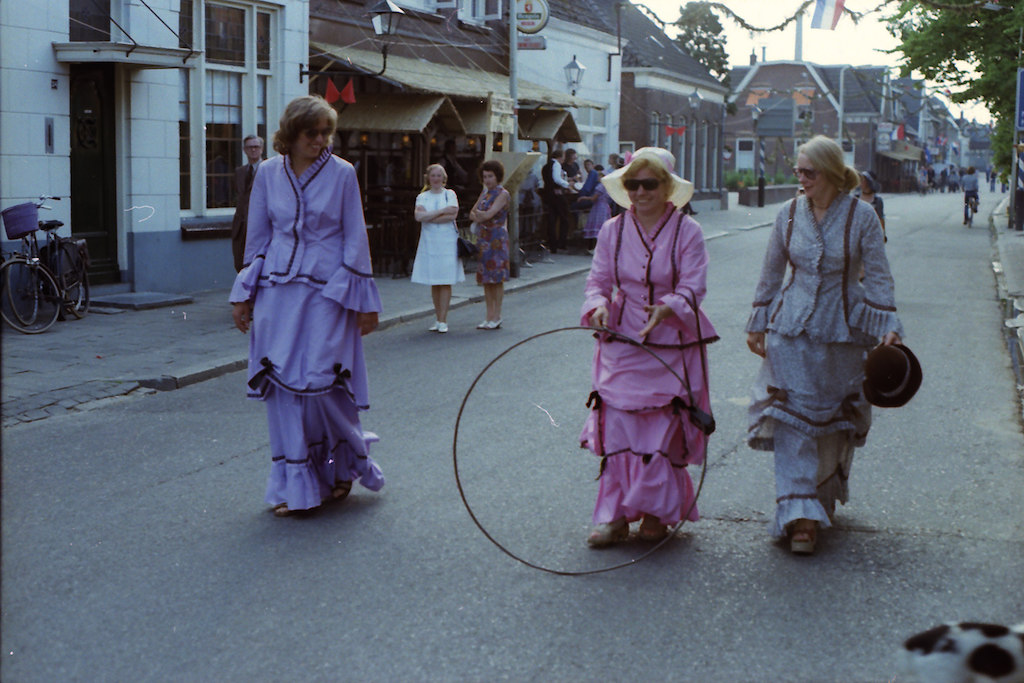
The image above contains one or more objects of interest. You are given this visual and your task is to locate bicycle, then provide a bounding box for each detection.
[0,196,90,334]
[964,191,979,229]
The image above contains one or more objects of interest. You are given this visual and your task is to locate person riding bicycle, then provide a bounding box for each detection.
[961,166,979,225]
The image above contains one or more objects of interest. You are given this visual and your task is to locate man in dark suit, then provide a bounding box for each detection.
[231,135,264,271]
[540,149,572,253]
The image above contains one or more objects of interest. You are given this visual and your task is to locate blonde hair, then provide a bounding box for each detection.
[798,135,859,193]
[421,163,448,192]
[622,156,672,187]
[272,95,338,156]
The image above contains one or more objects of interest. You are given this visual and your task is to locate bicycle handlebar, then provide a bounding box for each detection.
[34,195,61,211]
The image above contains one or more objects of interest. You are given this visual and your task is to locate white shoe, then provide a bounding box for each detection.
[490,319,502,329]
[437,322,448,333]
[476,320,490,330]
[428,320,440,332]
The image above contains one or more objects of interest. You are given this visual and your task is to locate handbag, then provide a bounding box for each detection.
[457,235,478,258]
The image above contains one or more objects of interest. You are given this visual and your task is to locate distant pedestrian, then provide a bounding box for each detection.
[230,95,384,517]
[469,159,510,329]
[580,147,717,547]
[746,136,903,555]
[412,164,463,334]
[578,165,611,251]
[231,135,264,272]
[855,170,886,241]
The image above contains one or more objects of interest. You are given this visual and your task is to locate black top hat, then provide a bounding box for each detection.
[863,343,922,408]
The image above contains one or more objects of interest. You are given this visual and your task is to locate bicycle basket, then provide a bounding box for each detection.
[2,202,38,239]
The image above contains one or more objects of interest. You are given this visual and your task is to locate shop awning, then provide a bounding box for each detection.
[335,94,465,134]
[517,109,581,142]
[454,100,490,136]
[310,42,605,111]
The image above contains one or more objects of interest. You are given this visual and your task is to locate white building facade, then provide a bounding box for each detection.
[0,0,308,292]
[513,10,620,161]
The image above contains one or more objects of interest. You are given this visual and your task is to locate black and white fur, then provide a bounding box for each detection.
[902,622,1024,683]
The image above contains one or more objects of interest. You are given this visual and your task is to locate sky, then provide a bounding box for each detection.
[639,0,993,123]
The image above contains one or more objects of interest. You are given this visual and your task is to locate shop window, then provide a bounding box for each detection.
[458,0,502,22]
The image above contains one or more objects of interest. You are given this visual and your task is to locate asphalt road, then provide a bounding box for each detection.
[2,190,1022,682]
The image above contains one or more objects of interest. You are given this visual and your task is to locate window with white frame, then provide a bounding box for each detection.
[457,0,502,22]
[178,0,275,213]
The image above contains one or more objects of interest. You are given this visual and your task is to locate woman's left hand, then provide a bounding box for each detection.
[637,304,673,337]
[358,312,379,336]
[882,331,901,346]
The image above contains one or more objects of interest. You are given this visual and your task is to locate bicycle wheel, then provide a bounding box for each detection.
[56,241,89,318]
[0,259,61,333]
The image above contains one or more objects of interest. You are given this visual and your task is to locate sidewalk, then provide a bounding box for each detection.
[990,197,1024,411]
[0,198,785,427]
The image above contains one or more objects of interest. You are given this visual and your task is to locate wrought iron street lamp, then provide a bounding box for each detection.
[369,0,404,76]
[564,55,586,96]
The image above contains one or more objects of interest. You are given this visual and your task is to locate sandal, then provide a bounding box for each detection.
[331,481,352,502]
[638,515,669,542]
[272,503,291,518]
[789,521,817,555]
[587,518,628,548]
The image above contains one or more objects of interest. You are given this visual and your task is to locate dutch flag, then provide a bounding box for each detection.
[810,0,845,30]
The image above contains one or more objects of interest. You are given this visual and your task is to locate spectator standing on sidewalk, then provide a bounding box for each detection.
[541,149,573,253]
[412,164,463,334]
[745,135,903,555]
[230,95,384,517]
[580,147,718,547]
[470,159,510,330]
[231,135,264,272]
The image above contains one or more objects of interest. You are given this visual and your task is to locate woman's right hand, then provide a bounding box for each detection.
[746,331,766,358]
[589,305,609,329]
[233,301,253,333]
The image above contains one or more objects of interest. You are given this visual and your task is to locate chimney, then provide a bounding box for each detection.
[750,50,756,66]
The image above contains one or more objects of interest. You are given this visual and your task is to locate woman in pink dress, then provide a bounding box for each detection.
[579,147,717,547]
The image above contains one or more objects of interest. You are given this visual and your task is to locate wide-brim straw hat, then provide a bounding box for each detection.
[601,147,694,209]
[863,343,922,408]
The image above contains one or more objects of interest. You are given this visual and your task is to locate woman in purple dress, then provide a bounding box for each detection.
[579,167,611,248]
[230,95,384,517]
[580,147,718,547]
[469,159,510,330]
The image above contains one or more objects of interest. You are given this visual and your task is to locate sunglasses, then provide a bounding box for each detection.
[793,167,819,180]
[622,178,661,191]
[303,127,334,140]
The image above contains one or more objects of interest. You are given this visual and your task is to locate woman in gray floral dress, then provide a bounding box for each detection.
[745,136,903,555]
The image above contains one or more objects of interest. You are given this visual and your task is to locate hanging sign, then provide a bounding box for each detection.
[515,0,549,34]
[518,35,546,50]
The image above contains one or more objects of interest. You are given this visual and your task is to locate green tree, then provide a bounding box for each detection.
[885,0,1024,176]
[673,2,731,89]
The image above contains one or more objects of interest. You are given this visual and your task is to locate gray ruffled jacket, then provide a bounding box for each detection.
[746,194,903,344]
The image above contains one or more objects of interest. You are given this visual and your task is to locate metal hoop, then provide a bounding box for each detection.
[452,325,710,576]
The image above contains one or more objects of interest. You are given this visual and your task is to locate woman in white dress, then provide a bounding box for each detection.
[412,164,464,333]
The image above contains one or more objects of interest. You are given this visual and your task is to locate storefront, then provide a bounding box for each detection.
[307,41,596,274]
